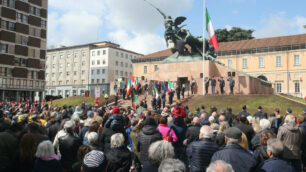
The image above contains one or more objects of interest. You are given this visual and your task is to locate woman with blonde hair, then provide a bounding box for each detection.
[239,132,249,150]
[215,122,230,148]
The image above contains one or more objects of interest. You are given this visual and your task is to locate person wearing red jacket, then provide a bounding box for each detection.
[171,101,186,118]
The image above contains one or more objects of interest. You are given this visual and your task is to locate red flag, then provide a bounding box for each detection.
[94,97,99,105]
[129,76,135,83]
[25,101,28,105]
[132,103,135,110]
[43,99,46,103]
[11,101,14,104]
[19,100,21,104]
[50,98,53,103]
[35,100,38,104]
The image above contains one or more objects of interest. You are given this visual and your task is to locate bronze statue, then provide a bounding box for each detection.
[143,0,218,61]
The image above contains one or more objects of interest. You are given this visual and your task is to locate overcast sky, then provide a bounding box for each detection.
[47,0,306,54]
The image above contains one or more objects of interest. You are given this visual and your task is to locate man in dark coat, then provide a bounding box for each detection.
[254,106,264,119]
[137,117,162,163]
[211,127,257,172]
[0,110,10,132]
[210,77,216,94]
[238,105,250,117]
[234,115,255,148]
[0,123,23,171]
[185,117,201,145]
[176,84,181,100]
[187,126,219,172]
[218,77,225,94]
[227,77,235,94]
[256,138,295,172]
[161,91,166,108]
[168,90,174,105]
[204,77,209,95]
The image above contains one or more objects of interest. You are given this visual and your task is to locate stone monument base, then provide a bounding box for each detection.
[144,60,273,95]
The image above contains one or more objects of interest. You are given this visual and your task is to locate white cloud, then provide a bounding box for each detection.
[254,12,306,38]
[108,30,166,55]
[47,0,194,54]
[225,24,233,31]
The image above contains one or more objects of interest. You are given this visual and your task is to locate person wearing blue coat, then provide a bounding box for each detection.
[211,127,257,172]
[187,126,219,172]
[256,138,295,172]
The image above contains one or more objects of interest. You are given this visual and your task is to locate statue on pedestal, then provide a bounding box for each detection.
[144,0,219,63]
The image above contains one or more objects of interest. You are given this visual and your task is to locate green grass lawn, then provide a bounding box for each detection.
[184,95,306,115]
[281,94,306,104]
[50,96,114,107]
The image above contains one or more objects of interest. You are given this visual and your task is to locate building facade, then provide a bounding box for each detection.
[0,0,48,102]
[132,34,306,98]
[46,42,141,98]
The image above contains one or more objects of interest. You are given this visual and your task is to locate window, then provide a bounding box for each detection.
[154,65,158,71]
[125,72,128,76]
[74,53,78,58]
[96,79,100,83]
[59,64,63,68]
[51,73,55,77]
[59,72,62,77]
[120,62,123,67]
[82,61,85,66]
[121,53,123,58]
[92,51,95,56]
[125,63,128,67]
[74,71,77,76]
[102,79,105,83]
[91,79,94,84]
[1,20,15,31]
[294,55,300,66]
[258,57,264,68]
[144,66,147,74]
[276,56,282,67]
[115,61,118,66]
[82,51,86,57]
[30,6,40,16]
[228,60,232,68]
[115,70,118,75]
[125,54,128,59]
[97,60,100,65]
[295,82,300,93]
[82,70,85,75]
[52,64,55,69]
[92,60,95,65]
[276,83,282,93]
[16,13,28,24]
[102,69,105,74]
[59,55,63,59]
[91,70,94,75]
[41,20,46,29]
[0,44,8,53]
[97,50,100,56]
[66,63,70,67]
[97,69,100,74]
[67,54,71,59]
[103,60,105,64]
[120,71,123,76]
[53,56,56,61]
[3,0,14,8]
[66,72,70,76]
[130,64,133,68]
[103,50,106,55]
[242,58,248,69]
[116,52,119,56]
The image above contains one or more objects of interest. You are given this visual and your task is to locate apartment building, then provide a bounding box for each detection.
[0,0,48,101]
[46,42,141,98]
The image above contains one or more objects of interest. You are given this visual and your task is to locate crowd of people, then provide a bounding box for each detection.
[0,99,305,172]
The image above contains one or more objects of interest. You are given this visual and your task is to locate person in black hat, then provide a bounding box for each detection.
[211,127,257,172]
[238,105,250,117]
[254,106,264,119]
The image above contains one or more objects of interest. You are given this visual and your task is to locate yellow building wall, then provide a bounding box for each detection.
[217,49,306,97]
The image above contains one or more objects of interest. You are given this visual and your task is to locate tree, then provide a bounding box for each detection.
[215,27,254,42]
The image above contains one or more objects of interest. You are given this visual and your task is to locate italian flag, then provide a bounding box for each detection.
[206,8,219,50]
[135,77,138,90]
[127,78,132,96]
[132,94,138,110]
[167,80,173,93]
[153,83,159,98]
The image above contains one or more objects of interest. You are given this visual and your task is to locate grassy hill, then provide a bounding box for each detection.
[184,95,306,115]
[50,96,114,107]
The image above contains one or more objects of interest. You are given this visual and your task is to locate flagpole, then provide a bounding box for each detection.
[202,0,206,96]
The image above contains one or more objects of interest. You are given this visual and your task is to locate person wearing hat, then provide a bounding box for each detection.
[82,150,107,172]
[211,127,257,172]
[254,106,264,119]
[238,105,250,117]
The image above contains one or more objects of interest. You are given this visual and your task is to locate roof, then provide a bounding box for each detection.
[133,49,173,60]
[217,33,306,52]
[47,41,142,55]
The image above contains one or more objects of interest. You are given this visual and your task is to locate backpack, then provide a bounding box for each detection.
[163,127,172,142]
